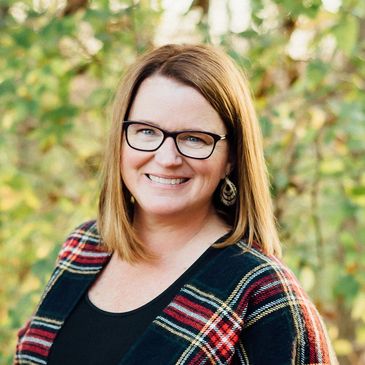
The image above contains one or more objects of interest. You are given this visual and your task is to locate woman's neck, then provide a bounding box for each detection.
[133,206,229,262]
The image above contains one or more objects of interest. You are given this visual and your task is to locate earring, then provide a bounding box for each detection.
[220,177,237,206]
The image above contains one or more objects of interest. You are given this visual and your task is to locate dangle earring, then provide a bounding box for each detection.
[220,176,237,206]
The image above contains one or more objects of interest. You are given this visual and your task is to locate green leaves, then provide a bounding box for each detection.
[332,14,359,56]
[334,274,361,305]
[304,60,330,91]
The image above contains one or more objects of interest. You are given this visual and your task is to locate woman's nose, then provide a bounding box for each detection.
[154,137,183,166]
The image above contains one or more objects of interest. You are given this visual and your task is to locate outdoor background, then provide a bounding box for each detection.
[1,0,364,363]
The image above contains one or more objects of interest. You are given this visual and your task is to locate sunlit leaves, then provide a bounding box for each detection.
[332,14,360,56]
[0,1,162,361]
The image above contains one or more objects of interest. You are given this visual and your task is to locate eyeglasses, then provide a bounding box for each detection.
[122,121,227,160]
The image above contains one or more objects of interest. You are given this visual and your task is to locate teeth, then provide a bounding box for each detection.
[148,175,187,185]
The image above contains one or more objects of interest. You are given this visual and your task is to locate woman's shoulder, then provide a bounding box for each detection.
[223,239,292,274]
[56,220,109,264]
[68,219,100,237]
[66,219,100,239]
[215,240,307,299]
[60,219,100,247]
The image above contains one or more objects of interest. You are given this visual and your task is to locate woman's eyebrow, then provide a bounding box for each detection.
[128,119,159,126]
[128,119,214,133]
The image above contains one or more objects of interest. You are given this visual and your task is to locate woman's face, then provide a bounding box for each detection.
[121,75,230,220]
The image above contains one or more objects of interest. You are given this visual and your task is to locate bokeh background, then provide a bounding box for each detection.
[1,0,365,363]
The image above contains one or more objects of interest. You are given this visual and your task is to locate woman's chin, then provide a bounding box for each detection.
[135,201,194,219]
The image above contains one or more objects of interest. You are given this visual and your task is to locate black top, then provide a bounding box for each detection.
[48,246,217,365]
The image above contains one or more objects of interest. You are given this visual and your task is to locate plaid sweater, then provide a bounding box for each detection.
[15,220,337,364]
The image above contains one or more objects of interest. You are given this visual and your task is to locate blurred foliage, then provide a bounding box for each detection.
[0,0,364,364]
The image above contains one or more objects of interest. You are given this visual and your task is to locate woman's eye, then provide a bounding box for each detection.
[137,128,156,136]
[187,136,202,143]
[183,134,209,145]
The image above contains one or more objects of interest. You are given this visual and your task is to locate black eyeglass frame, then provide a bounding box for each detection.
[122,121,228,160]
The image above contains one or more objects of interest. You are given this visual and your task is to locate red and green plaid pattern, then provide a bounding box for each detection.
[158,286,242,364]
[15,221,111,364]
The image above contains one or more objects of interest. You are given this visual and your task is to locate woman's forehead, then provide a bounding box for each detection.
[128,75,226,133]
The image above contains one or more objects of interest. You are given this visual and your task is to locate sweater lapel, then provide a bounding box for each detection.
[16,221,111,365]
[118,244,244,365]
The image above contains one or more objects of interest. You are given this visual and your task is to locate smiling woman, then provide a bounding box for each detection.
[15,44,338,364]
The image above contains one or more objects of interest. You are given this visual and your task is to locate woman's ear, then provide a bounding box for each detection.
[223,161,233,178]
[226,161,234,176]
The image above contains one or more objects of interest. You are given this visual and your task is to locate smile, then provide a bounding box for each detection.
[146,174,189,185]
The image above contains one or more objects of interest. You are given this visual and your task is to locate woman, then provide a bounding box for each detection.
[15,44,337,364]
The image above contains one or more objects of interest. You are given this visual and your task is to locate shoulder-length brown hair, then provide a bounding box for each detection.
[98,44,281,262]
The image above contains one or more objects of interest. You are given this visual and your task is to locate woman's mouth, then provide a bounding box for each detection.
[146,174,189,185]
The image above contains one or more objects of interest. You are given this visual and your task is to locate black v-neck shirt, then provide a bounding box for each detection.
[48,246,217,365]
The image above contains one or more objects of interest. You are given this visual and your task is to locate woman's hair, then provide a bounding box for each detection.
[98,44,281,262]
